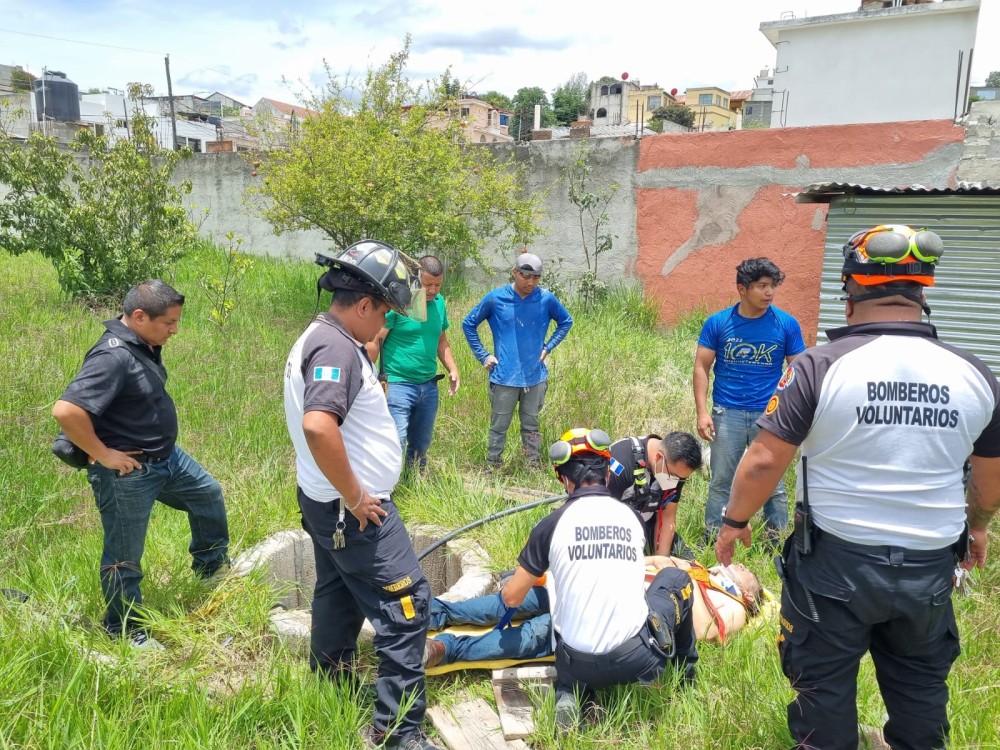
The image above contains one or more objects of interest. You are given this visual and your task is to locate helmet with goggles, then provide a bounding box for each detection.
[316,240,426,319]
[841,224,943,288]
[549,428,612,484]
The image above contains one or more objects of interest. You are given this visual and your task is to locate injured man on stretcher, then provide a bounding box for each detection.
[424,556,764,670]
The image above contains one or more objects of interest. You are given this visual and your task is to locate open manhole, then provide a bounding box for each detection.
[232,525,494,651]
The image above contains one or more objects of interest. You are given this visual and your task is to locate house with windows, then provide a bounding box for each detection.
[453,96,513,143]
[684,86,736,131]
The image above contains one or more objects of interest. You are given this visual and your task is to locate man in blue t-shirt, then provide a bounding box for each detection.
[693,257,805,543]
[462,253,573,469]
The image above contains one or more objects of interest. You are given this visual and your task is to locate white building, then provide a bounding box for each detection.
[760,0,979,128]
[79,93,217,152]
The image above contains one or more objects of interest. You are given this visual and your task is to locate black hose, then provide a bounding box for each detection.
[416,492,567,561]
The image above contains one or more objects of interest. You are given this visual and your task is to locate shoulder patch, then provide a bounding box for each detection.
[313,366,342,382]
[107,337,121,348]
[609,458,624,476]
[765,395,780,416]
[776,366,796,391]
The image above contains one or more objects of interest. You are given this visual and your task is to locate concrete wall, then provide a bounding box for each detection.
[635,120,966,343]
[763,0,978,128]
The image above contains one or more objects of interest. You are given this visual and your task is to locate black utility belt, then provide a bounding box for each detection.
[812,527,956,561]
[560,631,644,664]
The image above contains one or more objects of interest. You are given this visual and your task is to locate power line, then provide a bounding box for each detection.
[0,26,252,93]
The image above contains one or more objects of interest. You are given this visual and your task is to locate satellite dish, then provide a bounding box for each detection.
[621,72,629,80]
[670,88,678,96]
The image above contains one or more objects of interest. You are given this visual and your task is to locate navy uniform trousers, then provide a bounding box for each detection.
[778,531,960,750]
[555,567,698,694]
[299,488,431,742]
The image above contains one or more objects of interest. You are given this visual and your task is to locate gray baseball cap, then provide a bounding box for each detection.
[514,253,543,276]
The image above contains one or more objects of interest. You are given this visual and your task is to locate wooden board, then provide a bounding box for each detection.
[491,666,556,740]
[427,698,529,750]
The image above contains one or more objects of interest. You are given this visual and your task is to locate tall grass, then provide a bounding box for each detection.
[1,248,998,749]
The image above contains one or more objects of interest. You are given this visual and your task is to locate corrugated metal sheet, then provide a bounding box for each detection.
[819,194,1000,376]
[798,182,1000,202]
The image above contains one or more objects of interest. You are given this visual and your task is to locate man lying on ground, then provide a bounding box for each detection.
[424,556,763,669]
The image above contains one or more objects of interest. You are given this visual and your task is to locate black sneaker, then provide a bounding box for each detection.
[126,629,165,651]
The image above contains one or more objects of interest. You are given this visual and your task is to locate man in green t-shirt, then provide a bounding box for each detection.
[365,256,460,471]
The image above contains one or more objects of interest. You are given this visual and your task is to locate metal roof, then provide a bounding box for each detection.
[795,181,1000,203]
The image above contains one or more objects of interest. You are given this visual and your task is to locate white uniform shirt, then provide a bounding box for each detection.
[284,314,402,502]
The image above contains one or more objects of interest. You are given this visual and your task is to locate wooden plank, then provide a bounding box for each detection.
[491,665,556,740]
[427,698,515,750]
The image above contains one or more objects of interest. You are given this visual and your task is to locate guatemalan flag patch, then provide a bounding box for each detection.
[609,458,624,476]
[313,366,341,382]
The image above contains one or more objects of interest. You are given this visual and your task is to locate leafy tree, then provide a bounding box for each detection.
[509,86,556,141]
[0,91,197,299]
[986,71,1000,88]
[552,72,589,126]
[438,73,463,99]
[248,39,540,266]
[10,69,36,92]
[650,103,695,129]
[478,90,512,111]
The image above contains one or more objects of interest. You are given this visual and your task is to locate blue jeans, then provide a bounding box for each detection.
[387,381,440,466]
[86,446,229,634]
[430,587,552,664]
[704,405,788,532]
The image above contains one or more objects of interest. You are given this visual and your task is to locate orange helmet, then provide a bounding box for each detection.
[841,224,943,287]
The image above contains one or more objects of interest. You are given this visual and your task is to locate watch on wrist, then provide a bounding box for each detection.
[721,509,749,529]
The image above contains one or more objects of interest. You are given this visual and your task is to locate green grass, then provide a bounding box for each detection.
[2,248,998,749]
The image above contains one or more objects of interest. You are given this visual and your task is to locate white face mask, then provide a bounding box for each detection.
[654,473,680,491]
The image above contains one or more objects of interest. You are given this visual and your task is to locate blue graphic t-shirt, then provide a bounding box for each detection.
[698,304,806,411]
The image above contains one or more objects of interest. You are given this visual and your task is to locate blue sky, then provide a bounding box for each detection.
[1,0,996,106]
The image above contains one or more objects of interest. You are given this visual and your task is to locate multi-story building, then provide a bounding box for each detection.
[684,86,736,131]
[760,0,980,127]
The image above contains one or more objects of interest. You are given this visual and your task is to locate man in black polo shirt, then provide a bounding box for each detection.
[53,280,230,648]
[608,431,703,557]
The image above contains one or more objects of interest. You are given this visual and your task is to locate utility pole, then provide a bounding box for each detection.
[164,54,178,151]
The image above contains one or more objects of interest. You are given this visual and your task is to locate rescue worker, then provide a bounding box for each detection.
[607,431,703,557]
[716,225,1000,750]
[284,240,441,750]
[501,428,698,732]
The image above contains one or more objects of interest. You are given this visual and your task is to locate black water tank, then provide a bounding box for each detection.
[33,70,81,122]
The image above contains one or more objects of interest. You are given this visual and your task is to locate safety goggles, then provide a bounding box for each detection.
[549,428,612,465]
[843,225,944,265]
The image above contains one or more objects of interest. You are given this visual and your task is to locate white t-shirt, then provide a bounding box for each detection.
[284,314,402,502]
[518,486,648,654]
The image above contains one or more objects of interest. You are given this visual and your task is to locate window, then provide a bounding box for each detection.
[723,98,729,108]
[647,95,661,109]
[745,105,755,115]
[611,84,622,95]
[460,107,470,117]
[596,107,608,118]
[601,85,610,96]
[698,93,712,105]
[499,113,508,125]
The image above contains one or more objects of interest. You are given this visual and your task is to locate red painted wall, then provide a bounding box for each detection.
[636,120,965,343]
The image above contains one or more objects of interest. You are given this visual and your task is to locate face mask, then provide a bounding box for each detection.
[654,473,680,492]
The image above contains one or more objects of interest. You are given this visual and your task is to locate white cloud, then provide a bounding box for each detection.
[1,0,996,107]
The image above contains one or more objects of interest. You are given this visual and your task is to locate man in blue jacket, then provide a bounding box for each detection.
[463,253,573,469]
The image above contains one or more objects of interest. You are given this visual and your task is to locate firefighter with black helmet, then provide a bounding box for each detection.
[284,240,441,750]
[501,428,698,732]
[716,225,1000,750]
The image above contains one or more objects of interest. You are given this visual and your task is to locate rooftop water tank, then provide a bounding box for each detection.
[34,70,81,122]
